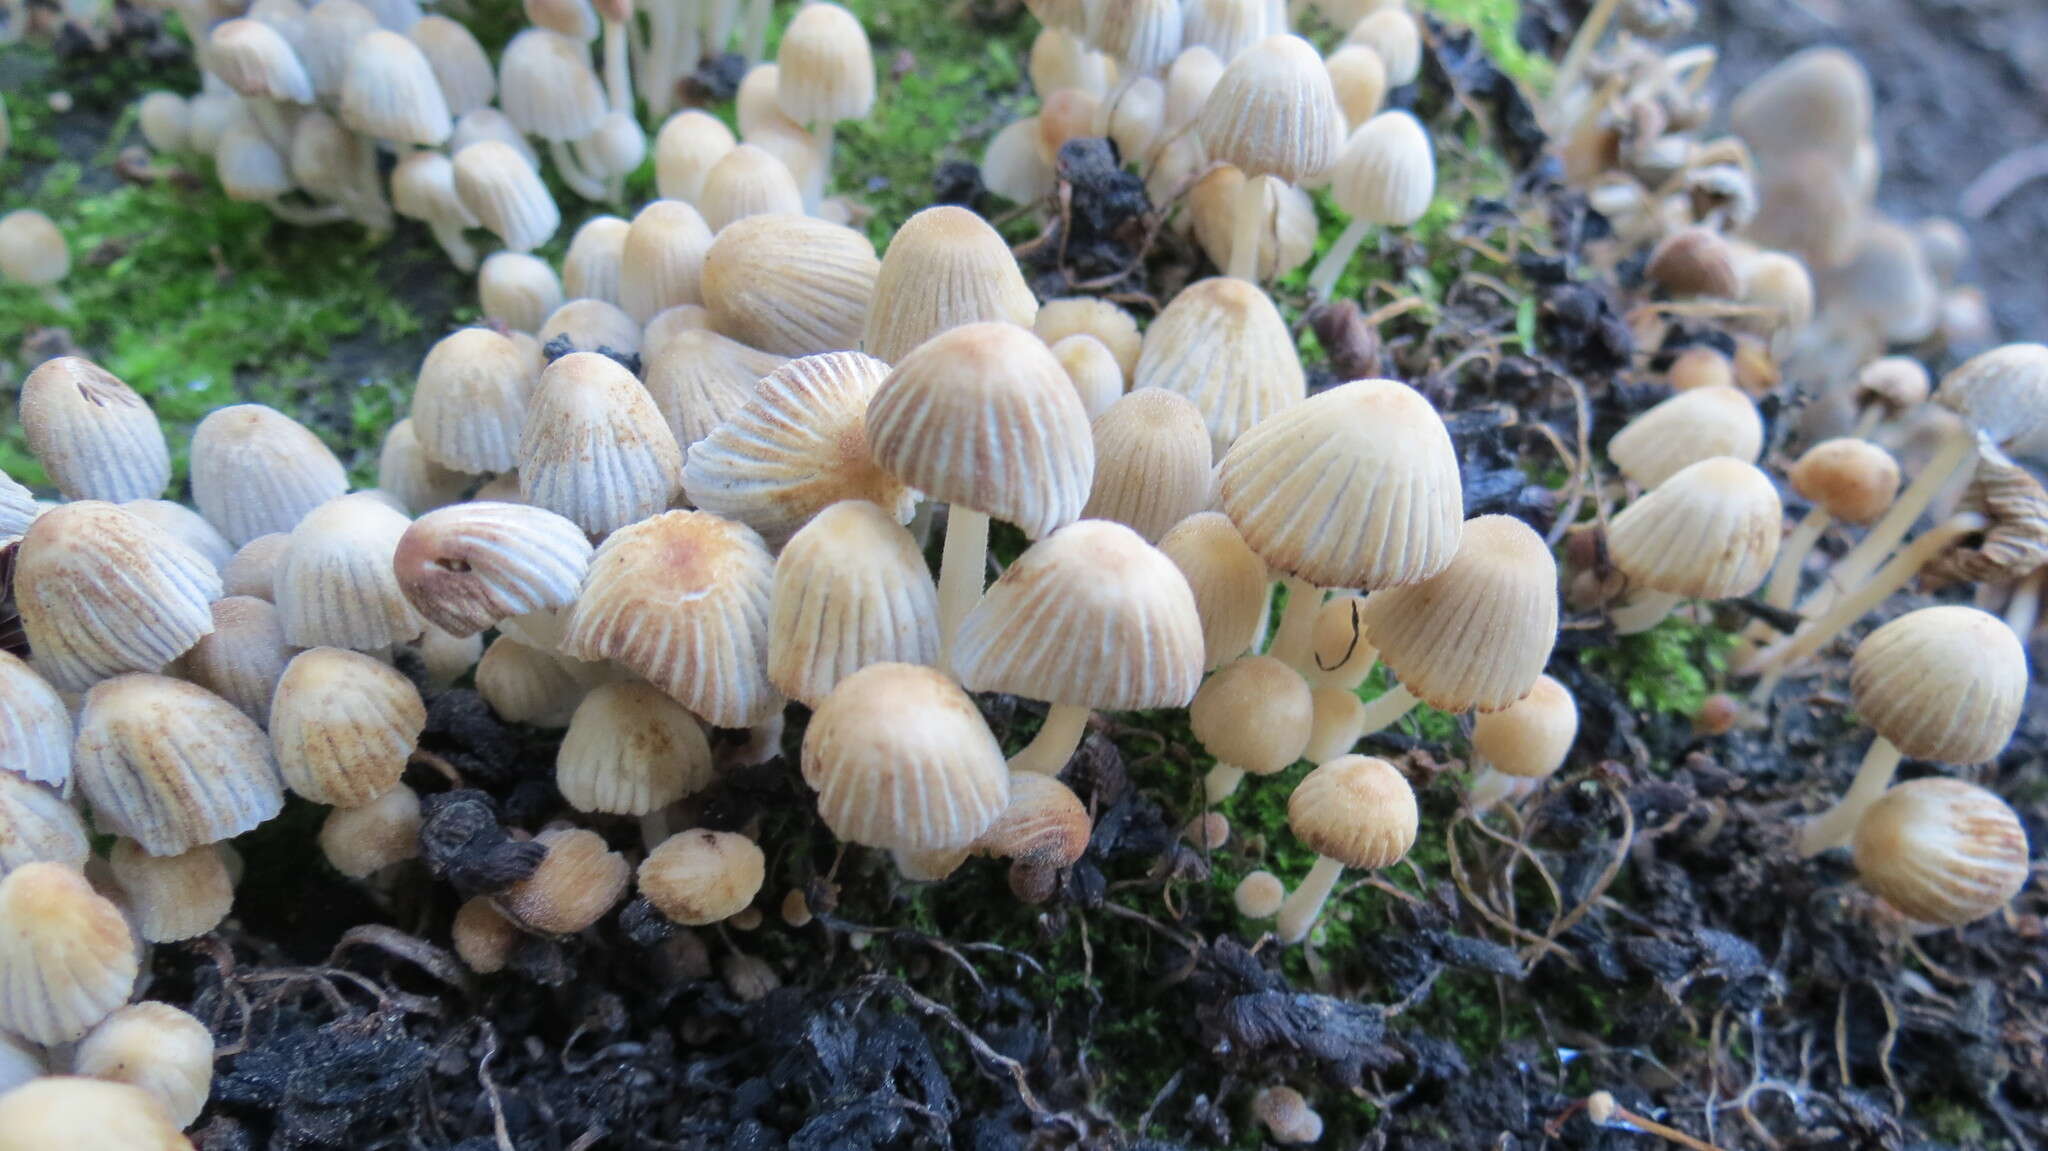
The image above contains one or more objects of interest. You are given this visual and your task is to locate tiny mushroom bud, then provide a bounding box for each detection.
[318,783,423,878]
[1325,45,1386,129]
[864,205,1039,364]
[1852,356,1931,435]
[478,252,564,333]
[378,418,472,514]
[1052,334,1125,419]
[276,493,425,650]
[1158,511,1270,669]
[1254,1084,1324,1145]
[0,863,139,1045]
[1192,655,1312,801]
[975,773,1092,869]
[394,501,593,638]
[177,595,296,726]
[1647,226,1743,299]
[1235,869,1286,918]
[73,1002,214,1129]
[1036,297,1142,382]
[1607,385,1763,490]
[1467,674,1578,812]
[1761,438,1900,609]
[494,826,630,934]
[19,357,170,503]
[653,109,736,202]
[137,92,190,154]
[1345,7,1419,84]
[190,403,350,546]
[270,647,427,807]
[222,533,293,601]
[556,682,714,816]
[1667,346,1734,392]
[106,839,234,943]
[638,829,765,925]
[452,896,519,973]
[1303,593,1376,691]
[476,635,586,727]
[697,143,805,231]
[769,500,941,706]
[1274,755,1417,944]
[1853,778,2029,928]
[0,1077,192,1151]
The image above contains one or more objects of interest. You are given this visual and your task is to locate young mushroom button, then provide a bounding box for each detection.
[1275,755,1418,944]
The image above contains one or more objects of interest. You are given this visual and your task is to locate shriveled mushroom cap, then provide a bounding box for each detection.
[177,595,296,726]
[1081,388,1213,542]
[1606,385,1762,489]
[190,403,350,546]
[0,1078,194,1151]
[1850,605,2025,765]
[453,140,561,252]
[770,500,941,705]
[642,329,789,453]
[974,773,1091,867]
[556,682,714,816]
[16,501,220,692]
[339,29,451,144]
[1789,438,1899,524]
[210,17,315,103]
[700,213,880,356]
[494,826,629,934]
[318,783,422,878]
[106,839,233,943]
[1195,34,1344,183]
[0,863,139,1045]
[1157,511,1268,669]
[1357,515,1558,713]
[0,650,70,789]
[1287,755,1416,869]
[619,199,713,325]
[411,326,542,473]
[1134,276,1304,457]
[776,1,875,124]
[1937,342,2048,456]
[867,322,1095,539]
[955,520,1205,709]
[18,357,170,503]
[276,493,425,650]
[1330,110,1434,226]
[1471,673,1577,780]
[638,829,765,925]
[73,1002,214,1130]
[683,352,913,547]
[1217,378,1463,589]
[803,663,1009,851]
[394,501,593,637]
[270,647,426,807]
[1304,593,1376,690]
[1852,778,2029,928]
[0,771,91,876]
[1605,457,1782,598]
[518,352,684,534]
[498,28,607,141]
[1191,655,1312,775]
[562,510,780,726]
[864,206,1039,365]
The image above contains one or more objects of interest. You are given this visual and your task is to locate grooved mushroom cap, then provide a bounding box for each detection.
[106,839,233,943]
[497,28,607,141]
[974,773,1091,867]
[190,403,350,546]
[209,18,315,102]
[0,1078,193,1151]
[394,501,594,637]
[1471,673,1577,780]
[410,326,540,473]
[73,1002,215,1130]
[561,510,780,727]
[494,826,629,934]
[562,215,628,304]
[16,502,220,692]
[408,15,495,115]
[653,109,736,202]
[1331,110,1434,226]
[0,469,37,542]
[1134,276,1305,458]
[1305,593,1376,690]
[123,501,234,571]
[697,144,805,232]
[1286,755,1417,868]
[801,663,1010,851]
[955,519,1205,709]
[276,493,425,650]
[177,596,296,726]
[454,140,561,252]
[0,651,70,789]
[866,322,1095,539]
[1082,388,1215,543]
[1191,655,1313,775]
[1607,385,1763,489]
[0,863,139,1045]
[0,210,70,288]
[1605,456,1782,598]
[1157,511,1269,669]
[556,682,714,816]
[642,329,789,453]
[518,352,684,535]
[75,675,283,856]
[18,357,170,503]
[1090,0,1181,73]
[1937,342,2048,456]
[863,206,1039,365]
[1357,514,1558,713]
[340,29,451,144]
[1195,34,1345,183]
[638,828,765,925]
[1789,438,1899,524]
[701,213,880,357]
[318,783,422,877]
[1849,605,2026,765]
[0,771,91,877]
[619,199,713,325]
[1852,778,2029,928]
[775,2,875,124]
[683,352,913,547]
[1182,0,1264,63]
[270,647,426,807]
[769,500,941,705]
[1217,377,1463,589]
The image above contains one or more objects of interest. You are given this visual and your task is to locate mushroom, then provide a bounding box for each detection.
[300,0,381,101]
[955,520,1204,775]
[1096,76,1166,166]
[497,28,610,198]
[0,650,69,789]
[0,1077,191,1151]
[0,862,139,1044]
[982,116,1058,204]
[642,304,713,358]
[974,772,1093,880]
[555,682,714,816]
[176,596,297,725]
[769,499,941,706]
[1194,34,1344,280]
[477,252,564,332]
[652,108,736,200]
[1466,673,1578,812]
[1181,0,1264,63]
[106,839,233,943]
[775,1,874,191]
[453,139,561,252]
[1134,276,1305,457]
[1082,388,1214,543]
[700,213,880,356]
[113,501,229,575]
[269,647,426,806]
[1303,593,1375,691]
[562,214,630,304]
[538,298,642,357]
[1605,385,1763,490]
[1324,45,1386,130]
[275,493,424,650]
[339,28,451,147]
[1158,511,1276,669]
[1036,296,1142,382]
[1254,1084,1324,1145]
[377,418,472,515]
[1192,654,1312,801]
[639,829,765,925]
[864,206,1039,365]
[1667,346,1734,393]
[394,501,592,638]
[318,783,423,878]
[18,356,170,503]
[642,328,790,453]
[800,663,1010,852]
[74,1002,215,1129]
[16,502,220,691]
[1852,778,2029,928]
[407,15,493,115]
[619,199,712,324]
[0,771,90,876]
[409,327,541,473]
[1306,109,1435,301]
[1797,605,2025,857]
[518,351,685,535]
[1645,226,1742,299]
[1234,870,1285,919]
[1604,457,1781,635]
[1274,755,1417,944]
[475,635,588,727]
[1052,334,1126,419]
[0,209,70,294]
[189,403,349,546]
[697,143,806,230]
[1760,438,1899,609]
[207,17,314,149]
[1849,355,1930,438]
[451,896,520,974]
[494,827,630,934]
[867,322,1095,658]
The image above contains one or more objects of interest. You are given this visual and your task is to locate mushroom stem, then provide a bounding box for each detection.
[548,138,612,202]
[1467,765,1517,814]
[1801,425,1976,618]
[1204,763,1246,803]
[1274,854,1344,944]
[428,219,479,272]
[893,845,968,882]
[732,711,785,766]
[249,98,294,153]
[1352,681,1419,739]
[1306,217,1370,302]
[1265,576,1321,670]
[1008,703,1090,775]
[604,16,632,114]
[741,0,770,62]
[807,121,835,210]
[1225,173,1267,281]
[1851,404,1884,440]
[1305,689,1366,762]
[1762,506,1831,610]
[1748,512,1987,703]
[1796,736,1904,857]
[267,199,351,226]
[2005,568,2044,638]
[1610,589,1683,635]
[704,0,738,52]
[936,505,990,665]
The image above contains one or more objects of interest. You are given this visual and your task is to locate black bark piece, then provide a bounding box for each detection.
[417,789,546,898]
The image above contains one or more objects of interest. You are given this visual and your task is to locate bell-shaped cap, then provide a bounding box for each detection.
[276,493,425,650]
[72,1002,215,1130]
[222,533,292,601]
[318,783,422,878]
[1304,593,1375,690]
[800,663,1009,851]
[1195,34,1344,183]
[0,863,138,1045]
[1937,342,2048,456]
[1357,514,1557,713]
[270,647,426,806]
[619,199,713,325]
[1728,46,1871,167]
[653,108,736,202]
[697,143,805,231]
[1850,605,2026,765]
[408,14,494,114]
[642,329,789,454]
[700,213,880,356]
[562,510,780,726]
[1607,385,1762,490]
[1330,110,1434,226]
[1853,778,2029,928]
[1287,755,1417,868]
[518,352,684,535]
[556,682,714,815]
[867,322,1094,539]
[190,403,350,546]
[17,357,170,503]
[863,205,1039,364]
[0,651,70,789]
[1134,277,1304,456]
[477,251,562,333]
[339,29,451,144]
[561,214,628,305]
[395,501,593,637]
[453,139,560,252]
[1789,438,1899,524]
[475,635,587,728]
[770,500,941,705]
[538,298,641,357]
[122,501,233,572]
[497,27,607,141]
[1471,673,1577,779]
[1191,655,1313,775]
[74,674,283,855]
[0,771,91,876]
[177,595,296,726]
[377,417,472,515]
[1605,457,1781,598]
[775,1,875,124]
[1218,377,1462,589]
[0,1077,192,1151]
[638,828,764,925]
[1157,511,1268,669]
[209,17,315,103]
[955,519,1205,709]
[411,326,541,472]
[1082,388,1213,543]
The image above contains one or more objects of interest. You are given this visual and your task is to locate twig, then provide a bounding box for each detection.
[1523,776,1634,964]
[1548,1092,1732,1151]
[477,1022,516,1151]
[853,975,1048,1115]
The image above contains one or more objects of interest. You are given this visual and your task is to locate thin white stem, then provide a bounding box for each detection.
[549,138,611,201]
[741,0,770,63]
[1610,588,1682,635]
[1467,765,1516,814]
[1307,217,1370,302]
[1275,855,1344,944]
[1225,172,1266,281]
[1801,425,1975,617]
[806,120,835,209]
[1851,405,1883,440]
[1009,703,1090,775]
[249,98,295,153]
[703,0,739,55]
[1353,681,1419,739]
[1763,507,1831,610]
[936,505,991,667]
[1797,737,1904,857]
[429,219,479,271]
[734,711,785,766]
[2005,568,2044,638]
[1305,689,1365,763]
[267,199,350,226]
[1204,763,1246,804]
[1265,576,1321,670]
[604,17,633,115]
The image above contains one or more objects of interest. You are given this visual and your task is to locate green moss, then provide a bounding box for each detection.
[1423,0,1548,85]
[1922,1098,1989,1146]
[1579,617,1738,718]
